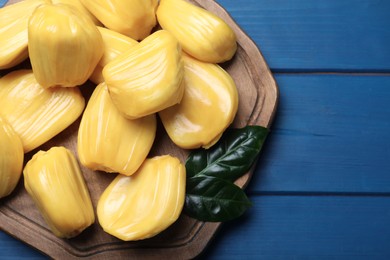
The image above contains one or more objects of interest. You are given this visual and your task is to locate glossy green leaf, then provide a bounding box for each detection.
[185,125,269,182]
[184,176,252,222]
[184,125,269,222]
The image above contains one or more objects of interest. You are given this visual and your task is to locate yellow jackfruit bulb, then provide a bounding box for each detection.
[103,30,184,119]
[80,0,158,40]
[0,0,50,69]
[90,27,138,85]
[23,147,95,238]
[159,54,239,149]
[51,0,102,25]
[28,3,104,88]
[78,83,157,176]
[157,0,237,63]
[97,155,186,241]
[0,70,85,153]
[0,117,24,199]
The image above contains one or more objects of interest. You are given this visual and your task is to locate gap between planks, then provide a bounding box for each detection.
[249,191,390,197]
[272,69,390,76]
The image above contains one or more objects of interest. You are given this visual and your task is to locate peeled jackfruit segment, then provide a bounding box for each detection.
[156,0,237,63]
[0,117,24,199]
[51,0,102,25]
[0,0,50,69]
[28,3,104,88]
[23,146,95,238]
[97,155,186,241]
[103,30,184,119]
[89,27,138,85]
[80,0,158,40]
[78,83,156,176]
[0,70,85,153]
[159,54,239,149]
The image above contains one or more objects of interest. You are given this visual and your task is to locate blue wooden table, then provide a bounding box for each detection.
[1,0,390,259]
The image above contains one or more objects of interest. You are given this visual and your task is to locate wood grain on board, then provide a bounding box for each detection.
[0,0,278,258]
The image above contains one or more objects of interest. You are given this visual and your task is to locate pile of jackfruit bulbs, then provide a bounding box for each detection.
[0,0,239,241]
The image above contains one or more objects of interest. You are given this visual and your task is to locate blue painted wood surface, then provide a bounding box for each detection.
[249,74,390,194]
[204,196,390,259]
[1,0,390,259]
[218,0,390,72]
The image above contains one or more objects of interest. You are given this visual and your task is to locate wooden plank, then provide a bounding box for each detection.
[3,0,390,71]
[218,0,390,72]
[203,195,390,259]
[248,74,390,194]
[3,194,390,259]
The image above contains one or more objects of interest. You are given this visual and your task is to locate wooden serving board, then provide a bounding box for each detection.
[0,0,278,259]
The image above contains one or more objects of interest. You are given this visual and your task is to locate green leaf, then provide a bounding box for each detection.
[184,176,252,222]
[185,125,269,182]
[184,125,269,222]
